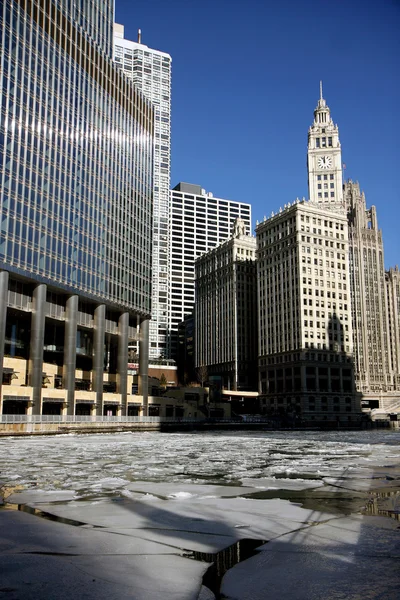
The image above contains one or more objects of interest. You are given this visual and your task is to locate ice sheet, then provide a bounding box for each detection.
[1,431,400,599]
[241,477,324,490]
[221,515,400,600]
[2,430,399,501]
[17,493,337,548]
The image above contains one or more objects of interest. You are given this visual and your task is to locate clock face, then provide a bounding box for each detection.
[318,155,332,170]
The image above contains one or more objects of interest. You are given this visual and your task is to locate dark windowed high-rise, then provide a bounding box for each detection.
[0,1,154,417]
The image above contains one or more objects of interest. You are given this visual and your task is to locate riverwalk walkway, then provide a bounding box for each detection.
[0,414,379,436]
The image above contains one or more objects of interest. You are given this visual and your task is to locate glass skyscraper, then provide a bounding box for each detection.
[0,1,154,416]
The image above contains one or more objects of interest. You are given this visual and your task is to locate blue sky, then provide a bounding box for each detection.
[115,0,399,267]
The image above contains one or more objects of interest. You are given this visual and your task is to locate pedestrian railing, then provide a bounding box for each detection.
[0,415,202,424]
[0,415,276,426]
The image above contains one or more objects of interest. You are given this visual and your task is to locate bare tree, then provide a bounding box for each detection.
[196,365,208,387]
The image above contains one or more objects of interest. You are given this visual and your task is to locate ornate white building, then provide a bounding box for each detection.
[256,87,361,423]
[343,181,393,405]
[386,267,400,395]
[307,86,400,410]
[256,200,359,422]
[307,83,343,205]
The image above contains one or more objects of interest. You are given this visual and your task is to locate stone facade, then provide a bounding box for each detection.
[344,181,394,406]
[256,87,363,423]
[386,266,400,395]
[195,219,257,391]
[256,200,360,423]
[308,83,343,205]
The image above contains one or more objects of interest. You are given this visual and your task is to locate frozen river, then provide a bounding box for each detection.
[1,429,399,499]
[1,430,400,600]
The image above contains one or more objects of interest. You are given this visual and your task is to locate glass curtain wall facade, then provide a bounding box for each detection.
[67,0,114,57]
[0,0,153,312]
[0,0,154,417]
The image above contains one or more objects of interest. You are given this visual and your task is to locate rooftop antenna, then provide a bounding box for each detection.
[320,80,323,100]
[138,28,141,44]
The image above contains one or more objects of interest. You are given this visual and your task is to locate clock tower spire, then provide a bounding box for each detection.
[307,84,343,204]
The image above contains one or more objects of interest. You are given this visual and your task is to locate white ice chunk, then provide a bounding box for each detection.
[125,482,256,498]
[5,489,76,504]
[241,477,324,491]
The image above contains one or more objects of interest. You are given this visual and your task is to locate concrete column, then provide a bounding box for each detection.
[138,318,149,416]
[117,312,129,415]
[93,304,105,416]
[29,284,47,415]
[0,271,9,403]
[63,295,78,415]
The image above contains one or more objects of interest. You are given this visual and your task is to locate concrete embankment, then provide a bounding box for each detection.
[0,420,265,436]
[0,421,164,436]
[0,419,377,436]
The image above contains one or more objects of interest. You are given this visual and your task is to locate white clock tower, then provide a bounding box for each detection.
[307,83,343,204]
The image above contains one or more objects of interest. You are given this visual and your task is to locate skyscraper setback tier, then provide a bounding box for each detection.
[114,24,171,359]
[0,0,154,417]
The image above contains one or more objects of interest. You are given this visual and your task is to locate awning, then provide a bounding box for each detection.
[3,395,30,402]
[76,399,95,404]
[103,401,121,405]
[43,397,66,403]
[3,368,16,374]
